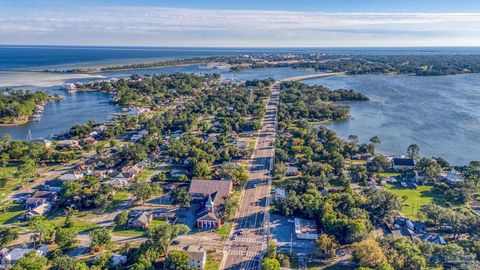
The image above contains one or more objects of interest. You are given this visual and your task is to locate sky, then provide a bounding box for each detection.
[1,0,480,47]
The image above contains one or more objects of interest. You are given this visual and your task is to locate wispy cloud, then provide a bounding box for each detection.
[1,7,480,46]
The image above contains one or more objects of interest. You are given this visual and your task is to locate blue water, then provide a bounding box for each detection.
[2,45,480,70]
[307,74,480,165]
[0,46,480,164]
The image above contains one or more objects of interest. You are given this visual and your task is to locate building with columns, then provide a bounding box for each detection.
[188,179,233,229]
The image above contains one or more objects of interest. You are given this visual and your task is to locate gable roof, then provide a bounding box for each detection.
[188,179,232,205]
[392,157,415,166]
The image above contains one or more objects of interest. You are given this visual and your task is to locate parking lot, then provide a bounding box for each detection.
[269,214,316,254]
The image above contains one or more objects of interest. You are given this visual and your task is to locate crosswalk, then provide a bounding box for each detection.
[228,250,259,258]
[234,237,264,243]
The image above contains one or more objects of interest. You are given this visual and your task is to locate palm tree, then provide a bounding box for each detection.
[407,144,420,159]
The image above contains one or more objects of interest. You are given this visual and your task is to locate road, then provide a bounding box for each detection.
[222,83,280,270]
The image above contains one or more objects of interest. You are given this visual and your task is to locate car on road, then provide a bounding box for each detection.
[172,240,180,245]
[232,235,237,240]
[237,230,243,235]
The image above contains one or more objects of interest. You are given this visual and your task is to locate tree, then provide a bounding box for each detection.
[316,234,338,259]
[146,223,190,257]
[352,239,387,268]
[273,162,287,180]
[164,250,193,270]
[348,134,359,145]
[11,251,48,270]
[267,241,277,259]
[407,144,420,159]
[90,229,112,251]
[192,161,211,178]
[50,256,88,270]
[262,258,280,270]
[55,228,78,250]
[114,211,129,227]
[369,136,381,148]
[28,216,55,244]
[218,163,248,186]
[368,155,391,173]
[223,195,239,221]
[14,159,36,181]
[0,227,18,246]
[131,182,155,204]
[364,188,401,224]
[170,188,192,208]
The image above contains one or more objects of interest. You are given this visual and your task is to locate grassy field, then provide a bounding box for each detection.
[215,223,232,237]
[205,252,222,270]
[376,172,401,178]
[0,166,19,202]
[0,203,24,225]
[103,190,130,213]
[112,219,167,236]
[136,168,157,182]
[384,184,434,220]
[50,215,98,233]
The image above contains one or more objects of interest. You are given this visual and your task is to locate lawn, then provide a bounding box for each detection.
[384,184,434,220]
[376,172,401,178]
[49,215,98,233]
[0,203,24,225]
[136,168,158,182]
[0,166,20,202]
[205,252,222,270]
[103,190,130,212]
[112,220,167,236]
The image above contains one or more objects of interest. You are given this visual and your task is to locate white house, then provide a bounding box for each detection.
[444,169,465,185]
[187,246,206,269]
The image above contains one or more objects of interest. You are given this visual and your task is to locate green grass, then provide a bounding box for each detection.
[215,223,232,236]
[0,203,24,225]
[50,215,98,233]
[112,220,167,236]
[205,252,221,270]
[136,168,157,182]
[0,166,20,202]
[376,172,401,178]
[384,184,434,220]
[103,190,130,212]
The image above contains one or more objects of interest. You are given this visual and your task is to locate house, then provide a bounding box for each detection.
[110,254,128,267]
[352,153,372,160]
[273,188,287,200]
[392,157,415,170]
[55,140,80,150]
[234,140,249,149]
[103,179,129,188]
[444,169,465,185]
[128,212,153,229]
[24,191,57,209]
[109,171,136,181]
[58,172,83,181]
[23,202,52,219]
[44,180,64,192]
[286,165,299,176]
[189,179,233,229]
[82,136,96,144]
[31,139,52,149]
[187,245,207,269]
[1,247,48,266]
[390,216,447,245]
[170,169,188,178]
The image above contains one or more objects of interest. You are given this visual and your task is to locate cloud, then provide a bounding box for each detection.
[1,7,480,46]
